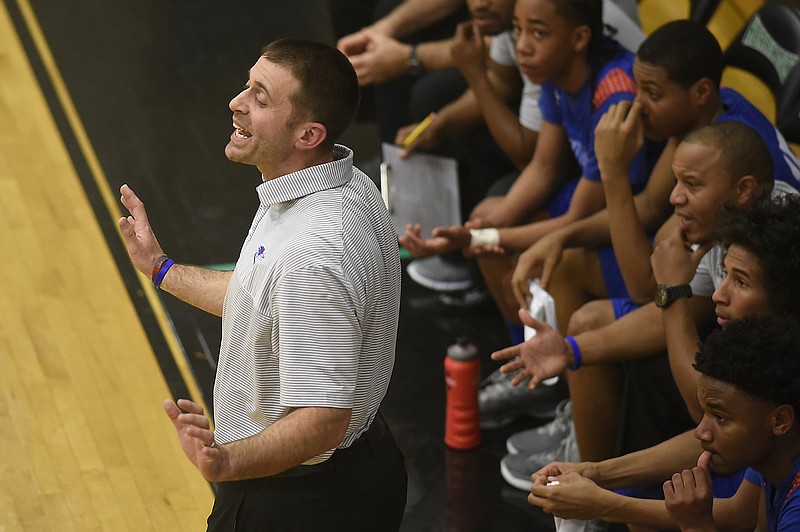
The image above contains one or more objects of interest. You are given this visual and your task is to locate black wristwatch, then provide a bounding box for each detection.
[405,45,424,77]
[654,284,693,308]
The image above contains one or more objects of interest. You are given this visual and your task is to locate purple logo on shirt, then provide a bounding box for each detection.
[253,245,266,263]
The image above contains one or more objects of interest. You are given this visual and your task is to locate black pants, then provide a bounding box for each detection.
[619,353,695,455]
[207,416,407,531]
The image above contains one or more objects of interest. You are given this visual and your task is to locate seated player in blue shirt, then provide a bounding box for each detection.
[664,314,800,532]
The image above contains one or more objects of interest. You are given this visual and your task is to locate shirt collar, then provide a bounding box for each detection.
[256,144,353,207]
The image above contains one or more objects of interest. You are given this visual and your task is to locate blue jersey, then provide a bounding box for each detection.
[749,457,800,531]
[538,40,661,194]
[717,88,800,190]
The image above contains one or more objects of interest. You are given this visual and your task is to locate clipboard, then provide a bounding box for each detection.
[380,142,461,237]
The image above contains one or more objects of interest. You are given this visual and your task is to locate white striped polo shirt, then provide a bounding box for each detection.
[213,145,401,464]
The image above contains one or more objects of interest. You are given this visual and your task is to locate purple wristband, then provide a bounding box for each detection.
[566,336,582,371]
[153,258,175,289]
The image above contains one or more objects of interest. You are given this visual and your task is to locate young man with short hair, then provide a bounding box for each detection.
[664,314,800,531]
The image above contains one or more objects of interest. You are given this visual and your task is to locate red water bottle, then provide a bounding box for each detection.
[444,338,481,449]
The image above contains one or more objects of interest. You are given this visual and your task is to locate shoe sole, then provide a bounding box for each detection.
[406,265,473,292]
[500,459,536,491]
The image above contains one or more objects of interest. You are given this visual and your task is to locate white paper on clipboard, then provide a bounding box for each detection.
[380,142,461,237]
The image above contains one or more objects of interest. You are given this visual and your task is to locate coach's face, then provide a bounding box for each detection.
[225,57,301,179]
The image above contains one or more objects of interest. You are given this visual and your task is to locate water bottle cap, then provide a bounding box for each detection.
[447,339,478,361]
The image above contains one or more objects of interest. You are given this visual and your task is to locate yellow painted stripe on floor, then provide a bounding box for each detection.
[0,1,214,530]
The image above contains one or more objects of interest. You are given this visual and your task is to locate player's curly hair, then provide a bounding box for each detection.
[694,314,800,413]
[718,194,800,319]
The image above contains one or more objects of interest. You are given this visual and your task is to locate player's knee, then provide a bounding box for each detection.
[566,300,613,335]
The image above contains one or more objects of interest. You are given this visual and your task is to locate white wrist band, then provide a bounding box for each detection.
[469,228,500,248]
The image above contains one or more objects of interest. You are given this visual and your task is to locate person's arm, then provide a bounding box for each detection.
[529,471,674,527]
[495,177,606,251]
[530,467,759,530]
[586,430,702,490]
[118,184,230,316]
[491,302,669,388]
[416,38,460,72]
[468,120,568,228]
[163,398,351,482]
[651,229,716,422]
[344,35,457,86]
[492,297,715,386]
[156,263,232,317]
[336,0,465,85]
[575,296,712,366]
[451,22,535,169]
[595,101,679,303]
[396,88,484,154]
[510,130,675,302]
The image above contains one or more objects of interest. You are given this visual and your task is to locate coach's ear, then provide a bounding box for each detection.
[771,404,795,437]
[294,121,328,150]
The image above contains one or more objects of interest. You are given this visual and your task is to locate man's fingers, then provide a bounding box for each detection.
[510,371,530,387]
[499,358,523,373]
[613,101,630,121]
[179,412,211,429]
[120,184,148,221]
[118,216,134,237]
[163,399,181,420]
[470,21,482,44]
[518,308,547,330]
[491,344,520,361]
[176,398,204,415]
[186,425,214,444]
[540,259,556,290]
[626,100,642,123]
[348,54,368,73]
[697,450,711,472]
[433,225,464,238]
[680,468,698,490]
[454,20,470,39]
[513,282,529,310]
